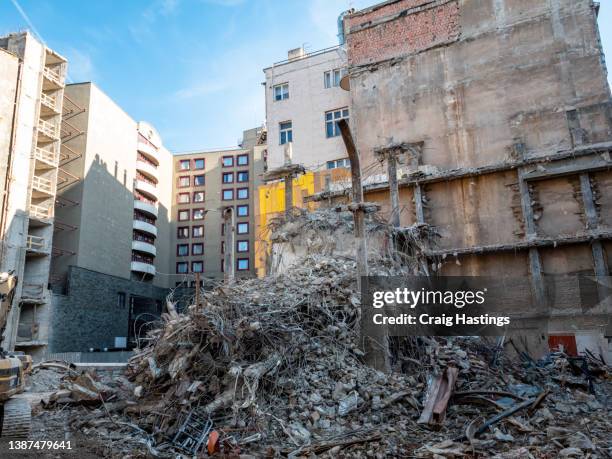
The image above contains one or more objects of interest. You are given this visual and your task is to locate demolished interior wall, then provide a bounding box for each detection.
[329,0,612,358]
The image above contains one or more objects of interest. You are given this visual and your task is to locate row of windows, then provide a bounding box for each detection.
[222,188,249,201]
[178,208,206,221]
[222,171,249,184]
[176,257,250,273]
[272,68,347,102]
[178,191,205,204]
[222,154,249,168]
[326,158,350,170]
[177,240,249,257]
[177,221,249,239]
[178,158,205,171]
[278,107,349,145]
[178,175,205,188]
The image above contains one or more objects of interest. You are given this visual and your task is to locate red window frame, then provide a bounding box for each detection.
[237,222,249,234]
[192,225,204,238]
[237,154,249,166]
[237,258,249,271]
[193,191,205,203]
[222,156,234,167]
[178,159,190,171]
[237,171,249,183]
[237,204,249,217]
[191,261,204,273]
[222,189,234,201]
[176,262,188,274]
[177,176,190,188]
[176,243,189,256]
[178,209,190,221]
[191,243,204,255]
[193,158,205,170]
[237,187,249,200]
[177,192,190,204]
[237,240,249,253]
[222,172,234,183]
[177,226,189,239]
[193,174,205,186]
[192,208,206,220]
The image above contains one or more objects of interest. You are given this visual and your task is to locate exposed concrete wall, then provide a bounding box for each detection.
[264,48,351,171]
[154,144,173,289]
[0,50,19,226]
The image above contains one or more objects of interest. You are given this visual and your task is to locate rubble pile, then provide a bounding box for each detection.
[45,254,610,458]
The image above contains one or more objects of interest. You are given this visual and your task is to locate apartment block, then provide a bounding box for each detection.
[48,82,173,354]
[264,46,351,171]
[172,128,265,283]
[0,32,67,359]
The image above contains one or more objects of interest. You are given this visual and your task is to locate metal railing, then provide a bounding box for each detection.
[30,204,51,219]
[37,118,59,139]
[40,92,58,111]
[32,175,53,194]
[34,146,58,165]
[43,66,63,86]
[26,235,46,251]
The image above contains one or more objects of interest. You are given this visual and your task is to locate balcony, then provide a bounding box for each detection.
[131,261,156,276]
[137,140,160,166]
[34,146,59,168]
[132,240,157,256]
[37,118,59,141]
[134,179,158,200]
[42,66,64,90]
[30,204,52,221]
[32,175,54,197]
[26,235,49,256]
[40,92,60,115]
[134,199,158,218]
[133,219,157,237]
[136,159,158,182]
[21,283,45,304]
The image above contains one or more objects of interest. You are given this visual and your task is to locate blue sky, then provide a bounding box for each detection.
[1,0,611,152]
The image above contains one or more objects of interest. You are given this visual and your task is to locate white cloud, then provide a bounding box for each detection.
[63,47,96,82]
[200,0,245,6]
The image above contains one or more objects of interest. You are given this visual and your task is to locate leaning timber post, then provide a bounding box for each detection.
[284,172,294,219]
[386,150,401,228]
[223,207,235,283]
[338,119,390,372]
[579,172,609,301]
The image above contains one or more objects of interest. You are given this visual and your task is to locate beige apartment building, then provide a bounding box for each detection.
[171,127,264,283]
[0,32,67,359]
[264,46,351,171]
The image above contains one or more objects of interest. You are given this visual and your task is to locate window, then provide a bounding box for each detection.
[176,262,188,274]
[179,159,190,170]
[325,107,349,138]
[222,156,234,167]
[237,222,249,234]
[193,191,205,203]
[193,208,206,220]
[324,68,347,88]
[273,83,289,101]
[221,241,225,253]
[220,259,224,272]
[178,209,190,221]
[237,258,249,271]
[222,189,234,200]
[178,193,190,204]
[194,158,205,170]
[237,188,248,200]
[222,172,234,183]
[237,204,249,217]
[192,225,204,238]
[279,121,292,145]
[237,171,249,183]
[192,243,203,255]
[326,158,351,170]
[237,240,249,253]
[191,261,203,273]
[177,244,189,256]
[178,176,190,188]
[177,226,189,238]
[194,175,205,186]
[237,154,248,166]
[221,223,225,236]
[117,292,126,308]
